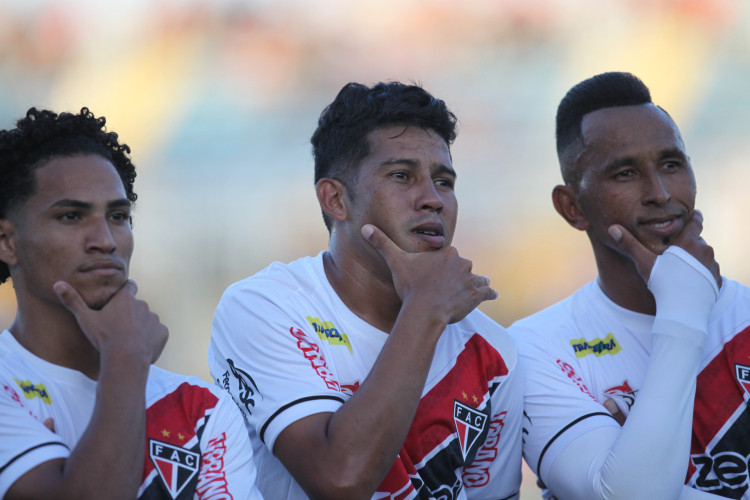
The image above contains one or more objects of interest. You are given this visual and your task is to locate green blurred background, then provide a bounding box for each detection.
[1,1,748,496]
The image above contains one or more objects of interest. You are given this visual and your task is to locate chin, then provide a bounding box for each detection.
[83,285,122,311]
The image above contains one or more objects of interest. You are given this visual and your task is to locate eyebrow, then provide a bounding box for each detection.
[50,198,132,210]
[381,158,457,179]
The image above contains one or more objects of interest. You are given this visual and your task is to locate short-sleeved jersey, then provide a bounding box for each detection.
[0,330,263,500]
[510,278,750,499]
[208,252,523,500]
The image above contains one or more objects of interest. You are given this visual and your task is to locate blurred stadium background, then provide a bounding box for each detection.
[1,1,748,497]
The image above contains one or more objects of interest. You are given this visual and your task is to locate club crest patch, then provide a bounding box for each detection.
[453,400,488,462]
[149,439,200,498]
[735,363,750,399]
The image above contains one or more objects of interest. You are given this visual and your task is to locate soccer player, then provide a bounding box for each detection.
[209,81,523,499]
[511,72,747,499]
[0,107,263,499]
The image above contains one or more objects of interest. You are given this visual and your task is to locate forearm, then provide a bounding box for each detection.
[547,248,717,500]
[596,325,705,498]
[279,298,446,499]
[59,354,150,499]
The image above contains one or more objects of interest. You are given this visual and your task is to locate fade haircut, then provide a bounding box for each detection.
[0,107,136,284]
[556,72,652,188]
[311,81,458,231]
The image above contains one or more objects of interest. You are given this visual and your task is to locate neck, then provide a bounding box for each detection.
[323,240,402,334]
[10,296,100,379]
[593,244,656,315]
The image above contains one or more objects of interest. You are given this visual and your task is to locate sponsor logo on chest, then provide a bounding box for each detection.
[570,332,621,358]
[306,316,353,353]
[13,378,52,404]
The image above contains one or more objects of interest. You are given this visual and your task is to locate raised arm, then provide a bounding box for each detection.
[544,212,721,499]
[272,224,497,499]
[6,280,168,500]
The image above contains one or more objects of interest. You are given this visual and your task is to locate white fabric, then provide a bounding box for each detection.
[209,252,524,500]
[0,330,263,500]
[512,256,750,500]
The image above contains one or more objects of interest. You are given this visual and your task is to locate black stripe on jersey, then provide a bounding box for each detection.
[260,394,346,443]
[536,412,616,478]
[0,441,69,474]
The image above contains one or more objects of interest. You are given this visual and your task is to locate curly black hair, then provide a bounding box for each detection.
[0,107,137,284]
[311,81,458,231]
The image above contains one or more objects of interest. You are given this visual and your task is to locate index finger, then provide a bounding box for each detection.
[361,224,405,266]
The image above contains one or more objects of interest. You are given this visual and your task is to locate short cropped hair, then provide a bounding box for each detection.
[0,107,136,284]
[311,81,458,231]
[556,72,652,187]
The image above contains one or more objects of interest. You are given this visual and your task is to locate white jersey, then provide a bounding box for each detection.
[0,330,263,500]
[209,252,523,500]
[511,278,750,499]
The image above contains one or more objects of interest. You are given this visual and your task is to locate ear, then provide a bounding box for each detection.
[316,178,350,225]
[0,219,18,267]
[552,184,589,231]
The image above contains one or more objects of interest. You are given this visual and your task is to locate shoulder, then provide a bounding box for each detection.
[508,283,595,344]
[146,366,226,409]
[452,309,518,367]
[223,254,323,297]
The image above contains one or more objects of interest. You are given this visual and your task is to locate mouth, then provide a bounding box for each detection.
[637,212,686,244]
[79,260,124,276]
[412,222,446,249]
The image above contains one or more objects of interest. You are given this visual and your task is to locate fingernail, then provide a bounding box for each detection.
[361,225,374,238]
[52,282,67,295]
[608,226,622,241]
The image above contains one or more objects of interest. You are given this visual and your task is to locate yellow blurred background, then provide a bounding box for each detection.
[1,1,748,497]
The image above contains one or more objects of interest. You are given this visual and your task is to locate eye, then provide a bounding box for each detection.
[613,168,635,180]
[662,161,682,171]
[109,211,132,224]
[435,177,455,189]
[390,171,408,180]
[57,211,81,222]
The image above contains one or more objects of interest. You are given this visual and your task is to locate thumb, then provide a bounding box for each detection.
[609,224,657,281]
[361,224,405,266]
[53,281,89,319]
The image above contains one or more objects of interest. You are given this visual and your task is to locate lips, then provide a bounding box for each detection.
[412,221,446,249]
[638,212,685,235]
[79,260,124,274]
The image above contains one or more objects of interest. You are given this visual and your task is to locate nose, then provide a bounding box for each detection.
[416,177,444,213]
[643,171,671,206]
[86,217,117,253]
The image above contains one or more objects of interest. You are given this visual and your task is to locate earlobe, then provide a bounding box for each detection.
[552,185,589,231]
[316,178,349,224]
[0,220,18,267]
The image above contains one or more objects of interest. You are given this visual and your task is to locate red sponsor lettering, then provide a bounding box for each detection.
[556,359,596,400]
[196,433,233,500]
[3,384,22,405]
[290,327,341,391]
[462,412,506,487]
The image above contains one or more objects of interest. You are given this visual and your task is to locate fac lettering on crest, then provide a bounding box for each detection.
[735,363,750,399]
[149,439,200,498]
[453,400,488,462]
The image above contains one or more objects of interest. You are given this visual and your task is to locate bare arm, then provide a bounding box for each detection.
[6,280,168,500]
[273,224,497,499]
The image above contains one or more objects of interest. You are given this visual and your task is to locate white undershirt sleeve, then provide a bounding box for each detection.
[543,247,719,500]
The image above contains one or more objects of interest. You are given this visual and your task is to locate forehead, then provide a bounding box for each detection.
[364,125,452,165]
[29,154,126,208]
[580,104,685,165]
